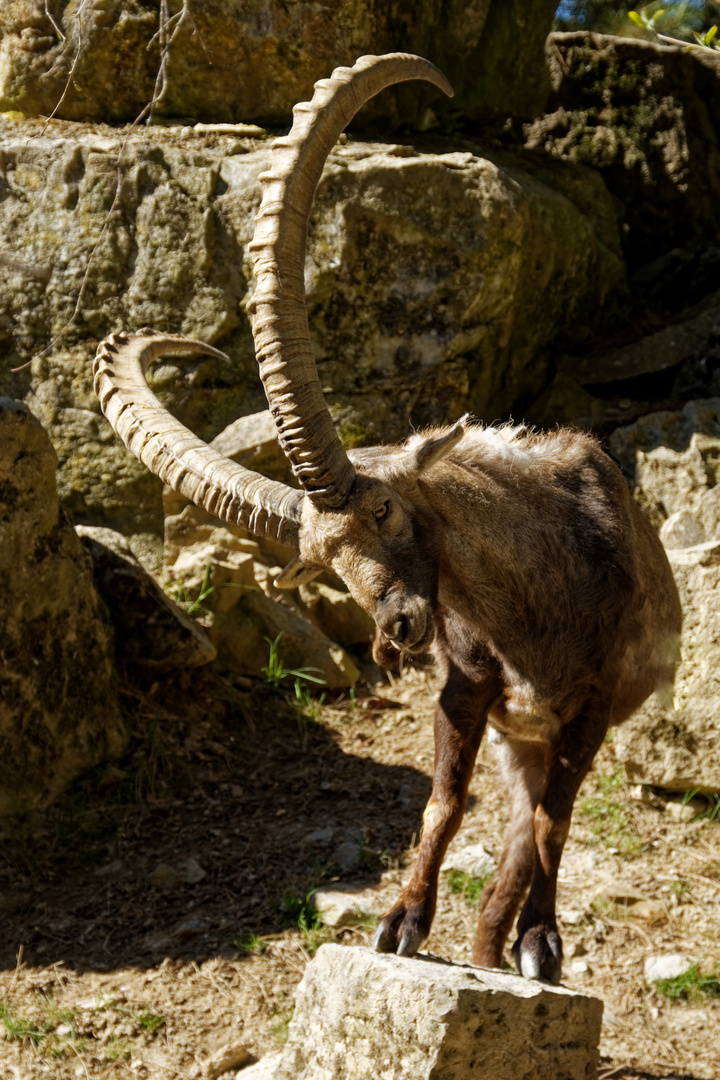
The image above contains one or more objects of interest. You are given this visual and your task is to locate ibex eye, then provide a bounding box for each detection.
[374,501,390,521]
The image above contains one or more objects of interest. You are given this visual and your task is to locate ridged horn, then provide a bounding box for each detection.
[249,53,454,508]
[93,329,303,546]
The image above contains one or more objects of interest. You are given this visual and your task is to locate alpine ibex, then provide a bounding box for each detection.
[94,54,681,983]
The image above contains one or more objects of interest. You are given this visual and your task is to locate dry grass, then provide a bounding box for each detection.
[1,664,719,1078]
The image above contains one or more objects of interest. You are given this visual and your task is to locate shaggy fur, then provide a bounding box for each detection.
[289,420,681,982]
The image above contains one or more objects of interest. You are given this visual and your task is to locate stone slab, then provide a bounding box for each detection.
[241,944,603,1080]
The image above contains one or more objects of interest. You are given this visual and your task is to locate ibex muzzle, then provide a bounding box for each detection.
[94,54,681,984]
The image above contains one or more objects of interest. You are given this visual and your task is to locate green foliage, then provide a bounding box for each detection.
[629,3,719,46]
[555,0,718,44]
[655,963,720,1001]
[445,869,492,906]
[681,787,720,821]
[580,765,643,856]
[173,563,215,615]
[276,885,334,955]
[271,1004,294,1045]
[0,1001,47,1044]
[137,1010,165,1034]
[262,633,325,689]
[238,931,269,954]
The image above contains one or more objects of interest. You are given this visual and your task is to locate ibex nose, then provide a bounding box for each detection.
[376,602,409,644]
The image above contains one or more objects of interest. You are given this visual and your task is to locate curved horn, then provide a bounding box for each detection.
[249,53,453,508]
[94,329,303,546]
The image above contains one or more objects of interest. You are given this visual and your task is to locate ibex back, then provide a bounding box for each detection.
[93,54,681,983]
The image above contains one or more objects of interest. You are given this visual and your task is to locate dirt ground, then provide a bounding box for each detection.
[1,661,719,1080]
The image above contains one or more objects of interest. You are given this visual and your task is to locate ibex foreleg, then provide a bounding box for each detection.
[373,665,501,956]
[512,700,611,983]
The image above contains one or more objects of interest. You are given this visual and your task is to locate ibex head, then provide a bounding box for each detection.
[94,54,454,651]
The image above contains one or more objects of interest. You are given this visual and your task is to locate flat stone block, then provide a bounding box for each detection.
[243,944,603,1080]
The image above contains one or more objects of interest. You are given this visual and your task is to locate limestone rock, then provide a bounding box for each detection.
[527,32,720,264]
[241,944,603,1080]
[76,525,216,669]
[299,581,375,647]
[441,842,498,879]
[644,954,694,984]
[211,591,360,690]
[613,535,720,792]
[609,399,720,531]
[0,1,555,128]
[659,511,706,551]
[0,398,126,815]
[0,117,624,545]
[312,885,384,929]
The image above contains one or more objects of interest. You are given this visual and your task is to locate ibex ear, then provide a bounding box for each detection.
[274,557,322,590]
[407,416,468,477]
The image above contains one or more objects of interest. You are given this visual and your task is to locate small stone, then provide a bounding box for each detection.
[304,826,334,846]
[313,885,383,929]
[177,857,206,884]
[665,798,704,822]
[644,953,695,983]
[559,909,585,927]
[203,1039,254,1079]
[148,864,181,890]
[441,842,497,879]
[570,959,590,974]
[334,842,362,872]
[592,882,665,922]
[94,859,124,879]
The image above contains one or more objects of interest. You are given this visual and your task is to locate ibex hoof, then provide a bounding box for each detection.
[512,925,563,985]
[371,901,429,957]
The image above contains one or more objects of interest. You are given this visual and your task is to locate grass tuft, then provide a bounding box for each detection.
[581,765,643,857]
[655,963,720,1003]
[445,869,491,906]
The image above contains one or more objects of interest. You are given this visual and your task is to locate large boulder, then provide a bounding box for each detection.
[76,525,216,670]
[609,399,720,531]
[526,33,720,267]
[0,1,557,128]
[1,116,625,549]
[242,944,603,1080]
[610,402,720,790]
[0,398,126,815]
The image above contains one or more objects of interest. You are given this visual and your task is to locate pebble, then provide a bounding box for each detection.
[335,841,362,871]
[440,842,497,879]
[304,826,334,845]
[313,884,383,928]
[644,953,695,982]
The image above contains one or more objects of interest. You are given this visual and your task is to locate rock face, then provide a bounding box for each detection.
[526,33,720,266]
[76,525,216,670]
[610,402,720,790]
[0,116,625,546]
[0,398,126,815]
[610,399,720,531]
[0,1,556,128]
[242,944,603,1080]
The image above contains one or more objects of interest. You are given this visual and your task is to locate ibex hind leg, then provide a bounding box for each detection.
[512,700,611,984]
[373,664,502,957]
[472,739,547,969]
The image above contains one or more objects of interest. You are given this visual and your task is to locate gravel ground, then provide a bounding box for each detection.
[0,663,718,1079]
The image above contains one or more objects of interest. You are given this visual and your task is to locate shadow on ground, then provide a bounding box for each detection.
[0,669,431,974]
